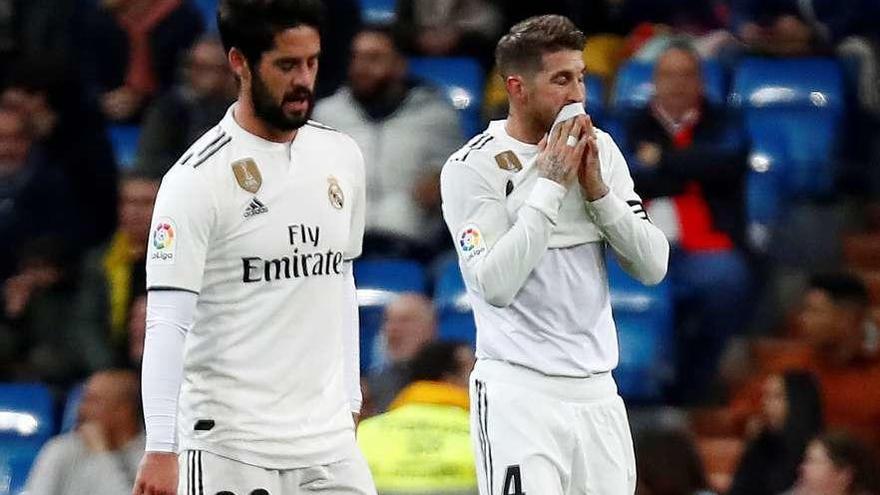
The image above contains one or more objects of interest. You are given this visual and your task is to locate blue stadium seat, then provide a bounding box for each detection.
[358,0,396,25]
[408,57,485,138]
[354,259,428,372]
[744,130,789,253]
[0,384,56,494]
[60,383,85,434]
[193,0,218,31]
[612,59,727,112]
[107,124,141,170]
[607,255,675,402]
[730,58,844,198]
[600,116,628,151]
[585,75,606,124]
[434,257,476,345]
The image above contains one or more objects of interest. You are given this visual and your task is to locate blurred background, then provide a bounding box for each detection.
[1,0,880,494]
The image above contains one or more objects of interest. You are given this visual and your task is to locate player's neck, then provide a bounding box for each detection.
[233,100,297,143]
[505,109,544,145]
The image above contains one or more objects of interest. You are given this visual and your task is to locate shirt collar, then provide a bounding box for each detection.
[221,103,295,153]
[651,102,701,135]
[488,120,540,156]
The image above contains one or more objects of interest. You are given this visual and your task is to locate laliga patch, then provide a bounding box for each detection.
[458,224,487,263]
[149,217,177,265]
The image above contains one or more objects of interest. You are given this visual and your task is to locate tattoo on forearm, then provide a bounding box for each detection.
[540,156,568,183]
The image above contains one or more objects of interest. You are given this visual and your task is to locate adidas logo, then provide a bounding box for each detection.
[243,197,269,218]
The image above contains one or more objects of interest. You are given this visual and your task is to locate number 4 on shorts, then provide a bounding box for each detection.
[503,465,525,495]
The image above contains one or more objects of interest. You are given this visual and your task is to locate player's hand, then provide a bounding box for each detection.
[578,116,609,201]
[536,116,587,188]
[102,86,143,122]
[132,451,178,495]
[636,142,662,168]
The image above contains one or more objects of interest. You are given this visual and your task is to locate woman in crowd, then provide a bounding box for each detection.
[790,431,880,495]
[728,371,824,495]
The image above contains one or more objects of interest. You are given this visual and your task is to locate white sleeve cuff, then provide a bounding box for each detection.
[585,191,630,226]
[525,178,567,224]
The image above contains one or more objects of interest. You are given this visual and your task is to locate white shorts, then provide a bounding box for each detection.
[177,447,376,495]
[470,360,636,495]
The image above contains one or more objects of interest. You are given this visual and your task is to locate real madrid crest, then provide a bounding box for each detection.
[328,176,344,209]
[231,158,262,194]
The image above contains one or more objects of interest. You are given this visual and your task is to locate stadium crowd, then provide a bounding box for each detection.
[1,0,880,493]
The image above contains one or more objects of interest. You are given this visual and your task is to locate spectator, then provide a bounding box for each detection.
[358,341,477,495]
[731,0,823,56]
[728,371,824,495]
[728,0,880,57]
[0,0,85,68]
[395,0,502,67]
[313,26,463,257]
[134,36,236,178]
[367,293,437,412]
[616,0,726,34]
[635,427,716,495]
[24,369,144,495]
[1,238,111,386]
[625,41,750,403]
[79,0,203,122]
[127,294,146,368]
[0,105,79,280]
[789,431,880,495]
[2,58,119,248]
[797,273,878,366]
[0,107,113,385]
[728,273,880,449]
[78,173,159,352]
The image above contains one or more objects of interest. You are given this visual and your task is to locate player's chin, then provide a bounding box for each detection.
[279,110,311,129]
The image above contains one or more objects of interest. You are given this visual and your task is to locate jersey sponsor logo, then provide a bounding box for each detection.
[495,150,523,172]
[231,158,263,194]
[241,223,344,283]
[243,197,269,218]
[328,176,344,209]
[150,218,177,264]
[458,224,486,262]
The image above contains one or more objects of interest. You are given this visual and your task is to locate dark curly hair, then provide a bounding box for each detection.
[218,0,324,66]
[495,14,585,77]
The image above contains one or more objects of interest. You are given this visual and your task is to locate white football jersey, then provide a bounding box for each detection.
[146,105,365,468]
[441,120,668,377]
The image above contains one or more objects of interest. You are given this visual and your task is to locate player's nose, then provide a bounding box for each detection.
[288,66,314,90]
[568,81,586,104]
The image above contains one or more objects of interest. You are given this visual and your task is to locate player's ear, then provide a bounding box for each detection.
[506,75,526,103]
[228,47,250,82]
